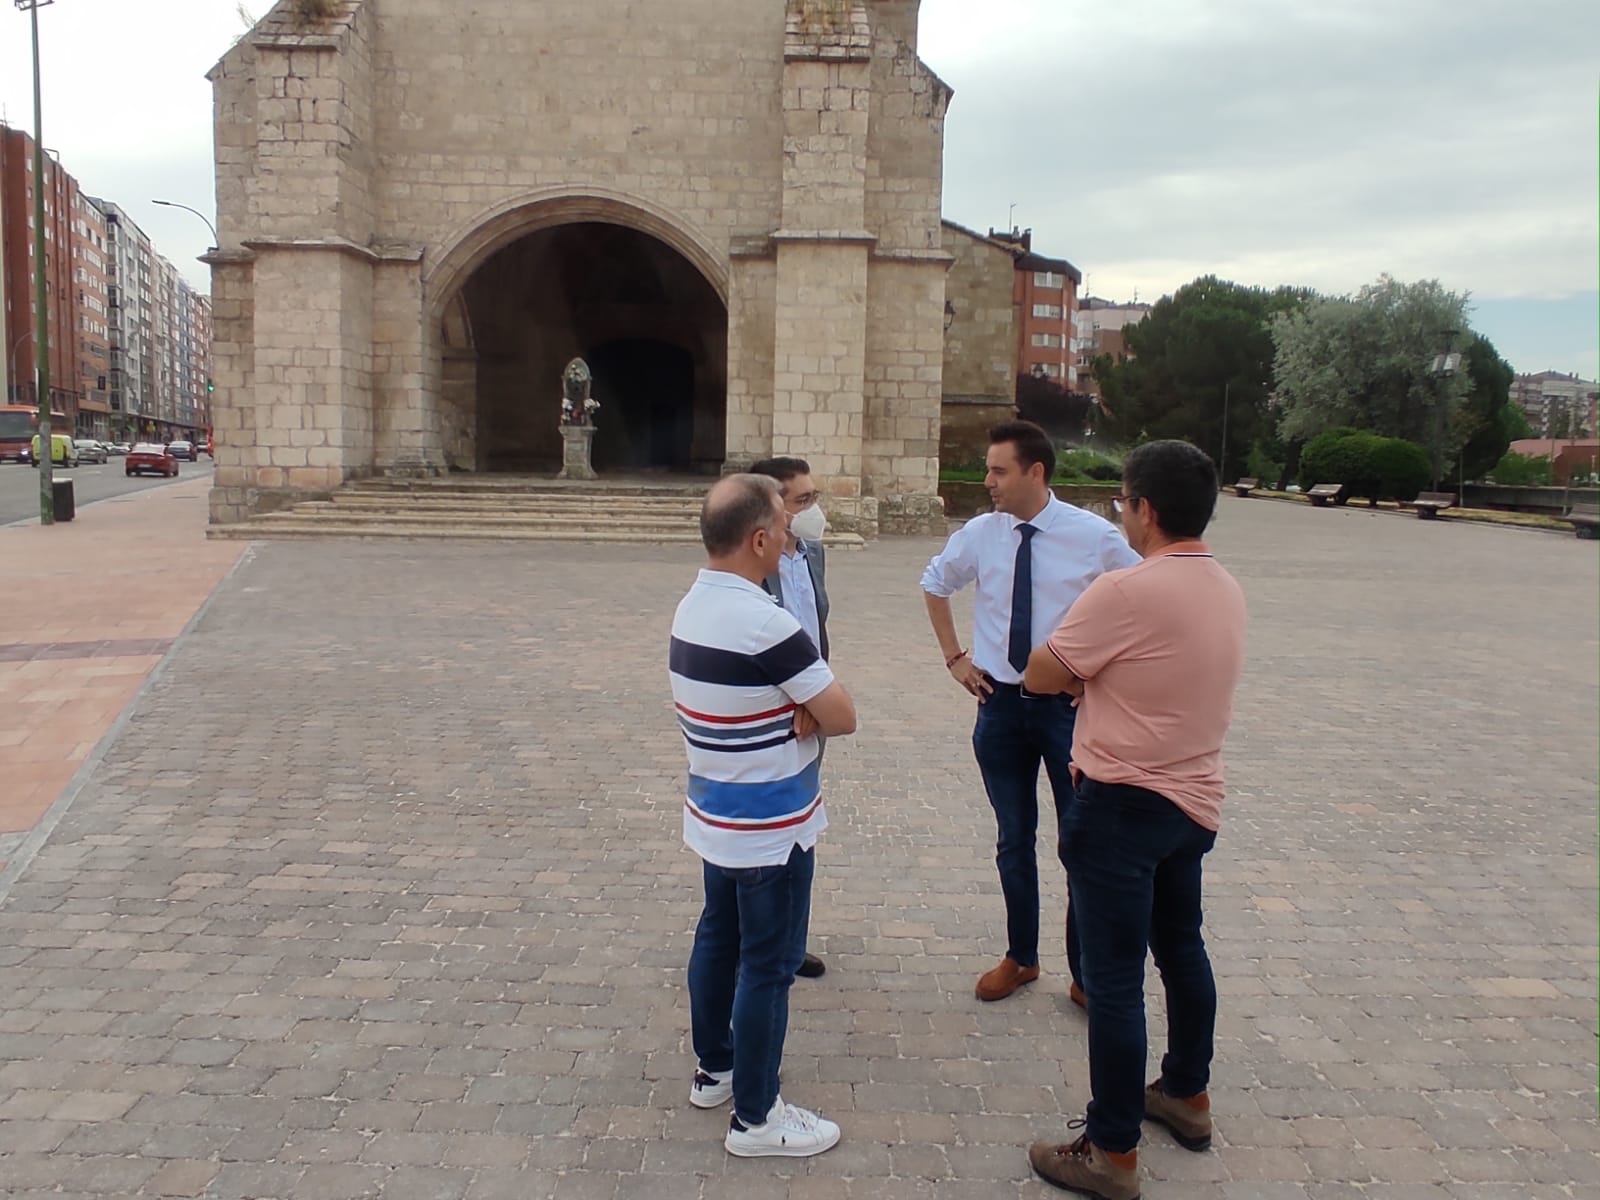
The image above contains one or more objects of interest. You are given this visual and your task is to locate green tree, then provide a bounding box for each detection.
[1488,450,1554,486]
[1094,276,1312,481]
[1454,334,1518,481]
[1270,276,1474,481]
[1015,373,1093,441]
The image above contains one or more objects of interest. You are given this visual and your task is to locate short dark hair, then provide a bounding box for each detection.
[700,474,781,556]
[1122,440,1218,539]
[748,456,812,484]
[989,420,1055,481]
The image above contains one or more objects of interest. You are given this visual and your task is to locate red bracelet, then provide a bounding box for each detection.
[945,649,968,669]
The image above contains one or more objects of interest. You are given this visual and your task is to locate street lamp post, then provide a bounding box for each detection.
[1428,329,1461,493]
[1219,379,1231,477]
[151,199,219,247]
[17,0,56,522]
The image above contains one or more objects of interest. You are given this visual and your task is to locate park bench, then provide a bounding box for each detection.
[1412,491,1456,520]
[1564,502,1599,539]
[1307,483,1343,507]
[1233,477,1259,498]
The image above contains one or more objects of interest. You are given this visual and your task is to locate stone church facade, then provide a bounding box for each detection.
[207,0,953,535]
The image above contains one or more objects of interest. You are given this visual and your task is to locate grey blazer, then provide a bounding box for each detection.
[763,539,829,661]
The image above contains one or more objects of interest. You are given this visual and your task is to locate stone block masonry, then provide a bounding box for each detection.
[208,0,953,536]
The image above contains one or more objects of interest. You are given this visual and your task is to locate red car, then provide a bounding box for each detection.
[125,442,179,478]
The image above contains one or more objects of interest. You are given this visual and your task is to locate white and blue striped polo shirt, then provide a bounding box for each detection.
[669,569,835,869]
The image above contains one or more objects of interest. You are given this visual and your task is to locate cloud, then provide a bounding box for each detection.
[4,0,1594,375]
[923,0,1599,308]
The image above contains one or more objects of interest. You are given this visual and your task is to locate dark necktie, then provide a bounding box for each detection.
[1008,523,1038,673]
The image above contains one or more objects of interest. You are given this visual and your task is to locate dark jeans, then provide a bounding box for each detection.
[972,683,1081,976]
[1059,777,1218,1154]
[687,844,814,1126]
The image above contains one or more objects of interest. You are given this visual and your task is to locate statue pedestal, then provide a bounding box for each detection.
[557,424,598,480]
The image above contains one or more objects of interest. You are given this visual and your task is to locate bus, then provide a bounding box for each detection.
[0,404,68,464]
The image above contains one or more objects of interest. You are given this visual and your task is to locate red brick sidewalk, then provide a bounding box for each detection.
[0,480,242,868]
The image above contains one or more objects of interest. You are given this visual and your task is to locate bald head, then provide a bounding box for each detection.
[701,474,783,557]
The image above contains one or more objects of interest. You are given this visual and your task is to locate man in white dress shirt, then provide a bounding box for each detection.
[921,420,1139,1002]
[753,456,831,980]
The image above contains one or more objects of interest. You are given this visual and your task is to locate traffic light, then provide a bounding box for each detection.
[206,378,214,394]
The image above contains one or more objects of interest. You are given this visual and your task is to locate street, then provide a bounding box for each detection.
[0,456,212,525]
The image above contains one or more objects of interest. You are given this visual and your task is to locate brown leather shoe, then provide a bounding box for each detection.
[975,957,1039,1001]
[1069,980,1088,1011]
[1143,1078,1212,1151]
[1028,1133,1140,1199]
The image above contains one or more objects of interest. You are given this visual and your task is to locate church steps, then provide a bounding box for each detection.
[207,480,867,547]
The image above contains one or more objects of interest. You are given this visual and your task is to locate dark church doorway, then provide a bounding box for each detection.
[587,339,695,472]
[452,221,727,475]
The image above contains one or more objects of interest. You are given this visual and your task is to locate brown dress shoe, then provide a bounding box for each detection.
[1069,980,1088,1011]
[1143,1078,1212,1151]
[1027,1133,1140,1199]
[975,957,1039,1001]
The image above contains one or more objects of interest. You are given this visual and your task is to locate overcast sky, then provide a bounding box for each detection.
[3,0,1595,377]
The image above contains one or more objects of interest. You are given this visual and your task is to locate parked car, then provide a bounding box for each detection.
[126,442,179,477]
[166,439,198,462]
[31,433,79,468]
[74,439,109,464]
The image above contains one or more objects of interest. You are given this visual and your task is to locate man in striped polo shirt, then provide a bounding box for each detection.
[671,474,857,1158]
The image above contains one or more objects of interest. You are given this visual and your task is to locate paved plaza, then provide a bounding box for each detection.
[0,497,1596,1199]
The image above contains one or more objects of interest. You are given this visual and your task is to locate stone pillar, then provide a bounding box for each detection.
[724,253,777,472]
[244,247,374,508]
[206,0,382,518]
[204,250,257,524]
[373,256,445,478]
[558,425,598,480]
[775,1,877,534]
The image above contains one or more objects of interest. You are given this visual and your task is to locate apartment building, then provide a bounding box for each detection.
[0,123,81,422]
[1071,297,1152,401]
[1510,370,1599,439]
[93,199,155,443]
[70,191,112,437]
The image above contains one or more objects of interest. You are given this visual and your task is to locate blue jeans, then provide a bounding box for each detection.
[1059,777,1219,1154]
[687,844,814,1125]
[972,683,1081,976]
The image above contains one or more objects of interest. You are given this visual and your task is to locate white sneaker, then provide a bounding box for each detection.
[690,1068,733,1109]
[725,1096,841,1158]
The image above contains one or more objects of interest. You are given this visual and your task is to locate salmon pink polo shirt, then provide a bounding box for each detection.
[1045,541,1247,831]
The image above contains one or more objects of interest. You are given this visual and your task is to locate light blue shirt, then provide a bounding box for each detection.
[778,545,823,656]
[920,495,1140,684]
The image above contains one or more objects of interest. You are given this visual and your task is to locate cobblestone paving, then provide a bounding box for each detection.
[1,498,1595,1199]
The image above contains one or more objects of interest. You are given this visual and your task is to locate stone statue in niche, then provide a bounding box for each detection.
[559,357,599,427]
[557,357,599,480]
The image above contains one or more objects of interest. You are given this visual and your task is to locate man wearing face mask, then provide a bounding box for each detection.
[752,457,831,980]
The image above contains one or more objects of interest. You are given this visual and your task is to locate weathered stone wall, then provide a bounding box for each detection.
[210,0,951,535]
[940,222,1018,469]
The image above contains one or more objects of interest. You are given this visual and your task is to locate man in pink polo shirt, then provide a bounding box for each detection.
[1021,439,1246,1200]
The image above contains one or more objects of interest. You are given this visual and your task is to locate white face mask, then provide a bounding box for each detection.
[789,502,827,542]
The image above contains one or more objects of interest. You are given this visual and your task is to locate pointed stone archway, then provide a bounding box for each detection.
[429,206,728,476]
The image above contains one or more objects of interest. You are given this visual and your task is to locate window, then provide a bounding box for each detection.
[1032,362,1063,378]
[1032,304,1063,320]
[1031,333,1064,349]
[1034,271,1065,290]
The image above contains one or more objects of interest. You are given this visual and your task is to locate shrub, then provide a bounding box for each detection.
[1056,448,1122,482]
[1245,442,1284,489]
[1299,429,1432,504]
[1367,437,1432,503]
[1488,451,1554,487]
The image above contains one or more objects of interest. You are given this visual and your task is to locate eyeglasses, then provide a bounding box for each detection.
[1111,494,1139,514]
